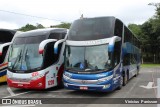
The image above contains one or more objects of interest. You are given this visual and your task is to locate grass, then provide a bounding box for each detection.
[141,64,160,68]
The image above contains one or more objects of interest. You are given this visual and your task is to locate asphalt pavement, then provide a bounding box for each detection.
[0,66,160,107]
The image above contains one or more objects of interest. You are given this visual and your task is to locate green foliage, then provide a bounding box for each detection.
[129,3,160,63]
[19,24,37,31]
[128,24,141,36]
[50,22,71,29]
[19,23,45,32]
[141,64,160,67]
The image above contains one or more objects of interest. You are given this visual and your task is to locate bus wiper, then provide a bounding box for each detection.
[24,48,30,69]
[24,48,28,61]
[11,49,22,70]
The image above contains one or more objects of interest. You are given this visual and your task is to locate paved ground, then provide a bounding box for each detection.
[0,67,160,107]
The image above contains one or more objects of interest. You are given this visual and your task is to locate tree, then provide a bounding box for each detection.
[128,3,160,63]
[36,23,45,29]
[19,24,37,31]
[19,23,45,31]
[128,24,142,38]
[50,22,71,29]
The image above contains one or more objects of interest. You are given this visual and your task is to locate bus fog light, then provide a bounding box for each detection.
[64,83,68,87]
[103,84,110,89]
[98,75,113,82]
[63,74,70,81]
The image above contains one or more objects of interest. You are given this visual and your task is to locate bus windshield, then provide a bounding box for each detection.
[8,35,46,72]
[65,44,112,73]
[68,17,114,41]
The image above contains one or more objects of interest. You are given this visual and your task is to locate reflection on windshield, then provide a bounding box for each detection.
[8,36,45,71]
[65,45,112,72]
[8,44,43,71]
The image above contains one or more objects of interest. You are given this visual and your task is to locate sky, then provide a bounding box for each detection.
[0,0,159,29]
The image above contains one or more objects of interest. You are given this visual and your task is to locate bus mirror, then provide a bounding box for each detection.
[108,36,121,52]
[54,39,66,54]
[39,39,57,54]
[0,42,12,56]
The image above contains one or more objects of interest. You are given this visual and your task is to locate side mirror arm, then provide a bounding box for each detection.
[108,36,121,52]
[39,39,57,54]
[54,39,66,54]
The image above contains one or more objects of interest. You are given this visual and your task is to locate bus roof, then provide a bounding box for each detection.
[0,29,16,34]
[16,28,67,38]
[0,29,16,43]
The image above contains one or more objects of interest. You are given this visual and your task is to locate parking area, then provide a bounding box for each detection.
[0,67,160,107]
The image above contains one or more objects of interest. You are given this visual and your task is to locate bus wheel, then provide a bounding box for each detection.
[134,67,139,77]
[123,72,127,86]
[117,75,123,90]
[57,79,64,88]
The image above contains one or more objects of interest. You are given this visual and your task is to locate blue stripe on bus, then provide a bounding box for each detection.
[0,70,7,77]
[64,70,113,80]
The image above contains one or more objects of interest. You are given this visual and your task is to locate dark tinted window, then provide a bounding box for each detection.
[0,31,15,43]
[42,43,63,68]
[68,17,115,41]
[49,33,66,40]
[13,35,46,45]
[124,26,132,43]
[113,41,121,66]
[114,19,123,39]
[123,53,130,66]
[0,46,9,64]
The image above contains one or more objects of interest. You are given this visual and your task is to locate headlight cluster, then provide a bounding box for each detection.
[98,75,113,82]
[31,74,45,80]
[7,72,13,78]
[63,74,70,81]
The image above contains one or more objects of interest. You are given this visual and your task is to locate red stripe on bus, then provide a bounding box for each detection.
[0,62,8,68]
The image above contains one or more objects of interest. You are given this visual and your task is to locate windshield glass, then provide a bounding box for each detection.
[68,17,114,41]
[8,35,46,71]
[65,44,112,72]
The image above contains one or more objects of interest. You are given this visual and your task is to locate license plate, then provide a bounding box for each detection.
[80,86,88,90]
[18,83,23,86]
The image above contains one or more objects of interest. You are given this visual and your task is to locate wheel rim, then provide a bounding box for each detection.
[120,76,123,86]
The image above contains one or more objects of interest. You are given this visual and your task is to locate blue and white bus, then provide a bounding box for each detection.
[63,17,141,92]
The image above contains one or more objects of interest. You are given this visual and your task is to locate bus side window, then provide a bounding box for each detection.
[43,42,63,68]
[123,53,130,66]
[113,41,121,66]
[49,33,66,40]
[0,46,9,64]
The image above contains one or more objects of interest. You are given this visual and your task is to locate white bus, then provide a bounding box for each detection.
[0,28,67,89]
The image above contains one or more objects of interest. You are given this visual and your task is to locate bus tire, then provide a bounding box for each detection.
[123,71,128,86]
[117,75,123,90]
[134,67,139,77]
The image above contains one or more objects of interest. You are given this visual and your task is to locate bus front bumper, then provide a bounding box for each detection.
[63,82,113,92]
[7,76,46,89]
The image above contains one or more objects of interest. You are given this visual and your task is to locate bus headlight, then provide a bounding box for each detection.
[31,74,45,80]
[63,74,70,81]
[31,71,49,80]
[7,72,13,79]
[103,84,111,89]
[98,75,113,82]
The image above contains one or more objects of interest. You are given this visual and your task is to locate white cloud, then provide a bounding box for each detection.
[0,0,159,29]
[0,21,18,29]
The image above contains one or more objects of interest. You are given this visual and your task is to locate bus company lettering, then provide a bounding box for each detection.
[32,72,39,77]
[48,80,54,85]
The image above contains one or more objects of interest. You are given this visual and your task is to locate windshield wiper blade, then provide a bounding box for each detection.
[24,48,30,69]
[11,49,22,70]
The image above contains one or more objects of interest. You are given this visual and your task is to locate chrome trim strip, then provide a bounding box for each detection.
[65,83,104,87]
[66,38,111,46]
